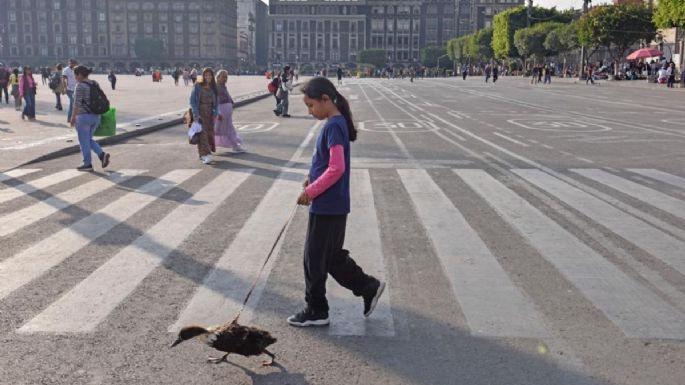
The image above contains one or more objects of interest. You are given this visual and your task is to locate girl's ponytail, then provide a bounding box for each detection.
[334,90,357,142]
[301,77,358,142]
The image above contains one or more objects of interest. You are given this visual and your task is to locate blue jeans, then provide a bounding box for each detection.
[76,114,103,166]
[67,90,74,122]
[23,93,36,118]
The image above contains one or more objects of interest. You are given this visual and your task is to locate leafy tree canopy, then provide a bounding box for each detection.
[134,37,165,61]
[492,6,573,59]
[653,0,685,29]
[421,45,448,67]
[358,49,388,68]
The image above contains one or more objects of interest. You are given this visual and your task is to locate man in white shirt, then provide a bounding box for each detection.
[62,58,78,123]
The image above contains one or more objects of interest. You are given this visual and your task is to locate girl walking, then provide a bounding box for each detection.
[287,77,385,327]
[190,68,219,164]
[9,68,22,111]
[19,67,37,121]
[70,66,110,171]
[214,70,246,153]
[52,63,65,110]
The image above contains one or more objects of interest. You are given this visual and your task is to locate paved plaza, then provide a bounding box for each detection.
[1,76,684,385]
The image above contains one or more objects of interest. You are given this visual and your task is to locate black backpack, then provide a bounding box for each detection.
[49,73,61,90]
[85,80,110,114]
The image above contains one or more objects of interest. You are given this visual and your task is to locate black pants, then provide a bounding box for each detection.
[304,213,374,312]
[110,80,116,90]
[54,92,62,109]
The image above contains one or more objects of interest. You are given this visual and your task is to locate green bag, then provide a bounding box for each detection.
[94,107,116,136]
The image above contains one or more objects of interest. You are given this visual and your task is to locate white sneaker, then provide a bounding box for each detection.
[233,145,246,153]
[201,155,213,164]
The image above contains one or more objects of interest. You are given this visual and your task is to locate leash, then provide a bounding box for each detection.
[232,203,299,323]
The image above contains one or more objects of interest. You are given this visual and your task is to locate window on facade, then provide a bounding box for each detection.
[158,2,169,11]
[40,46,48,56]
[189,25,198,34]
[53,1,60,10]
[173,2,184,11]
[39,35,47,43]
[99,12,106,21]
[25,46,33,55]
[143,2,154,10]
[189,2,200,11]
[144,24,153,33]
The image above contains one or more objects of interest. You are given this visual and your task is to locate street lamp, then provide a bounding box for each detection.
[437,54,449,77]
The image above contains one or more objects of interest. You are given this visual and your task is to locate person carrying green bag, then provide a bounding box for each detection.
[95,107,116,137]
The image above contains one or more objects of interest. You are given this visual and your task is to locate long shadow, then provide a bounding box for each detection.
[224,361,310,385]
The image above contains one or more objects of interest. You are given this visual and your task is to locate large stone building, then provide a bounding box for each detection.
[0,0,238,71]
[266,0,522,68]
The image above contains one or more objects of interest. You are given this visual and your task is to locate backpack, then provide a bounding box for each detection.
[267,76,279,93]
[85,80,110,114]
[48,73,61,90]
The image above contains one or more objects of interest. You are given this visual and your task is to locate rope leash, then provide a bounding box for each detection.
[231,203,299,323]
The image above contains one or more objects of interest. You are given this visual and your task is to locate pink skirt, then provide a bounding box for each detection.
[214,102,242,148]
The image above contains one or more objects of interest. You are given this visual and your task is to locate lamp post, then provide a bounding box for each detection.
[437,54,449,77]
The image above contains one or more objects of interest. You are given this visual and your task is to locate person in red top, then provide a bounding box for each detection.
[287,77,385,327]
[19,67,37,120]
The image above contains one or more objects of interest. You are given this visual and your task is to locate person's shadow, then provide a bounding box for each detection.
[225,361,310,385]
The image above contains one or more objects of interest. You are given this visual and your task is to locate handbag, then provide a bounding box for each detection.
[188,121,202,145]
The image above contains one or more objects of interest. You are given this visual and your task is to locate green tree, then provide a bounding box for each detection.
[492,6,573,59]
[420,45,448,67]
[467,28,494,61]
[653,0,685,29]
[447,36,471,64]
[544,22,579,54]
[514,22,564,61]
[577,4,657,74]
[134,37,165,61]
[358,49,388,68]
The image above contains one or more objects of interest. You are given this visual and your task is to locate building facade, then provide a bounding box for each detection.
[0,0,238,71]
[266,0,522,68]
[237,0,259,69]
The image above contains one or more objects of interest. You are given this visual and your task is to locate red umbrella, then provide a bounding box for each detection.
[626,48,663,60]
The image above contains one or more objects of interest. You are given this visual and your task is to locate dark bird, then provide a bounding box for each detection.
[170,319,277,366]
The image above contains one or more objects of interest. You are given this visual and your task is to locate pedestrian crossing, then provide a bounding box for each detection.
[2,166,685,340]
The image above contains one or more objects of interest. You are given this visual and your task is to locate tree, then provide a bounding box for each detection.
[515,22,564,61]
[466,28,494,62]
[653,0,685,29]
[134,37,165,61]
[420,45,447,67]
[544,23,579,54]
[492,6,573,59]
[358,49,388,68]
[577,4,657,74]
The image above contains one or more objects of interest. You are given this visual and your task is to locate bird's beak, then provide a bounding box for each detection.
[169,337,183,348]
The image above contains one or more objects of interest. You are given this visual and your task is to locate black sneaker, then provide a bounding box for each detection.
[99,152,110,168]
[273,109,281,116]
[77,164,93,171]
[363,280,386,317]
[282,114,291,118]
[287,307,329,327]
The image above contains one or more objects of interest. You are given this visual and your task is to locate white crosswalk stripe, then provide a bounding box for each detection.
[19,169,253,333]
[400,169,548,338]
[471,169,685,339]
[571,169,685,220]
[0,170,145,238]
[628,169,685,191]
[0,169,82,204]
[0,169,198,301]
[3,166,685,341]
[0,168,42,184]
[328,169,394,336]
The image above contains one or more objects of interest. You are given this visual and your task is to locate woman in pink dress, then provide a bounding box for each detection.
[214,70,246,153]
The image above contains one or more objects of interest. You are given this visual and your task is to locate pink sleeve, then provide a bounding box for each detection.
[305,144,345,199]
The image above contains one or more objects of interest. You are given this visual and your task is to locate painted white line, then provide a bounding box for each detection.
[493,132,530,147]
[577,157,595,164]
[2,135,74,150]
[0,169,197,301]
[399,169,547,338]
[0,169,42,184]
[514,169,685,285]
[571,169,685,221]
[19,169,252,333]
[170,169,306,331]
[0,170,145,238]
[0,169,82,205]
[458,169,685,339]
[629,169,685,190]
[328,169,395,336]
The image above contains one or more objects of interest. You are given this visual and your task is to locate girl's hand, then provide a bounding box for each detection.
[302,177,309,188]
[297,190,311,206]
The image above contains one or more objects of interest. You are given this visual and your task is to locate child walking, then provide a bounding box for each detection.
[288,77,385,327]
[190,68,219,164]
[214,70,246,153]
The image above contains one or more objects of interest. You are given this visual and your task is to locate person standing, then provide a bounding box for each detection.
[9,68,21,110]
[543,65,552,84]
[182,68,190,86]
[190,68,198,84]
[51,63,66,111]
[108,70,117,90]
[666,63,676,88]
[19,67,37,121]
[276,66,293,118]
[63,58,78,123]
[337,66,343,86]
[287,77,385,327]
[214,70,246,153]
[586,64,595,85]
[484,64,491,83]
[0,64,9,105]
[172,68,180,86]
[190,68,219,164]
[70,65,110,171]
[492,64,499,83]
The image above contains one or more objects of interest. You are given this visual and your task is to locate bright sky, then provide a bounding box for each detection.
[534,0,612,11]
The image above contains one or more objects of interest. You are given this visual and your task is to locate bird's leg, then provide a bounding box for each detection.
[261,349,275,366]
[207,353,229,364]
